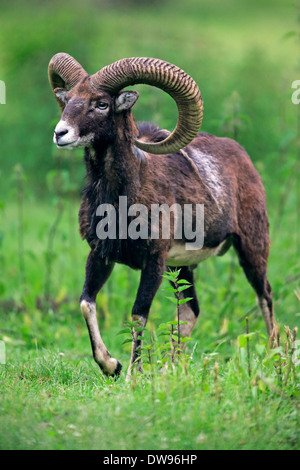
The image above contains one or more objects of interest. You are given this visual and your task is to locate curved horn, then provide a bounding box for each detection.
[48,53,88,111]
[89,57,203,155]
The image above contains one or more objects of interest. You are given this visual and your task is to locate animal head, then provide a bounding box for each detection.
[52,78,139,149]
[49,54,204,153]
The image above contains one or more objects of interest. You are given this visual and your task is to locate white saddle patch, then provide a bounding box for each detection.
[167,240,227,267]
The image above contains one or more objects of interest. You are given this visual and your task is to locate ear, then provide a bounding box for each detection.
[54,87,68,105]
[115,91,139,113]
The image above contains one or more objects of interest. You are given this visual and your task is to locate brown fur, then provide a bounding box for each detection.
[53,79,275,377]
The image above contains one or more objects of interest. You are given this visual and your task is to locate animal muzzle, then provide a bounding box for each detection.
[53,120,77,148]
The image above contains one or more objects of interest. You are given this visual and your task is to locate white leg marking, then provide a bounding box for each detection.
[126,315,147,381]
[176,301,198,339]
[81,300,118,375]
[256,296,275,337]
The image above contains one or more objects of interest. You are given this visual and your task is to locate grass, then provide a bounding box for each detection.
[0,196,299,450]
[0,314,299,450]
[0,0,299,451]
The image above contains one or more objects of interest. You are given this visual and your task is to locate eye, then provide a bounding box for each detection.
[96,102,108,110]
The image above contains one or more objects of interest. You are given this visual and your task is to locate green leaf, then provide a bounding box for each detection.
[116,329,130,336]
[122,338,133,345]
[177,279,191,285]
[167,296,178,305]
[164,287,177,293]
[238,333,255,348]
[157,323,169,331]
[178,285,191,292]
[179,297,193,305]
[163,269,181,280]
[162,274,174,281]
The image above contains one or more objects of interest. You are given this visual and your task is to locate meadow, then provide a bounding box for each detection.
[0,0,299,450]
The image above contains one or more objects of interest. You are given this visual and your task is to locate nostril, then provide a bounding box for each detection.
[55,129,68,139]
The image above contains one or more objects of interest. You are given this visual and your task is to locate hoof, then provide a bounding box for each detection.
[112,360,122,378]
[98,357,122,378]
[100,359,122,378]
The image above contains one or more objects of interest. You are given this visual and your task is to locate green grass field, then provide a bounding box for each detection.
[0,0,299,451]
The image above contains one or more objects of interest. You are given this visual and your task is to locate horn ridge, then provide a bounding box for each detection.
[89,57,203,154]
[48,53,88,110]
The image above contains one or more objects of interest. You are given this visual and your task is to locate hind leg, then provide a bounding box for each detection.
[126,255,166,380]
[170,266,200,341]
[233,235,275,338]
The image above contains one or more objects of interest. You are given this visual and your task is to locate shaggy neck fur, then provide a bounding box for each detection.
[80,111,144,259]
[84,111,141,204]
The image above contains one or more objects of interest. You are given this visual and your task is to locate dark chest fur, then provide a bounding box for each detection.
[79,197,152,270]
[79,146,152,269]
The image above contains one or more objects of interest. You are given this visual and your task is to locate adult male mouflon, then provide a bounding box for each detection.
[49,53,275,378]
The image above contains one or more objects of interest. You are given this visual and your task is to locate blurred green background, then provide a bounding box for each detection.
[0,0,299,451]
[0,0,299,349]
[0,0,298,193]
